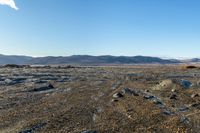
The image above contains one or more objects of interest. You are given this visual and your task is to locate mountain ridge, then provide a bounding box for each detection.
[0,54,199,65]
[0,54,33,65]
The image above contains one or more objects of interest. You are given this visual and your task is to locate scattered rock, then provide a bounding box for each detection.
[1,65,199,132]
[196,81,200,86]
[152,79,173,91]
[180,79,192,89]
[121,88,139,96]
[111,99,119,102]
[169,93,177,100]
[180,117,190,124]
[160,80,173,87]
[13,77,27,83]
[92,114,97,122]
[153,79,192,90]
[48,84,54,89]
[189,103,200,109]
[153,99,163,105]
[122,88,132,94]
[4,79,12,84]
[29,84,55,92]
[143,95,155,99]
[3,77,27,85]
[171,88,176,92]
[191,93,199,98]
[81,131,98,133]
[19,122,47,133]
[163,110,173,115]
[178,107,189,112]
[132,91,139,96]
[113,92,123,98]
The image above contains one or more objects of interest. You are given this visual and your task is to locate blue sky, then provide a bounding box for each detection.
[0,0,200,58]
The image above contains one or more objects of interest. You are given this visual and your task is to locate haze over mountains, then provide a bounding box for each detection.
[0,54,199,65]
[0,54,32,65]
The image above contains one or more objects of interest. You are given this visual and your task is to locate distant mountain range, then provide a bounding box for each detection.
[0,54,199,65]
[0,54,32,65]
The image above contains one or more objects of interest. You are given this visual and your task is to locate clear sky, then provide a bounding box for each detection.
[0,0,200,58]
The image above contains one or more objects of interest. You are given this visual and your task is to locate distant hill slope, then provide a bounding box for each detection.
[1,54,195,65]
[185,58,200,63]
[26,55,180,65]
[0,54,32,65]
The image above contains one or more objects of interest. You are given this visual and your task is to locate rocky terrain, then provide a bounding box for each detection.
[0,65,200,133]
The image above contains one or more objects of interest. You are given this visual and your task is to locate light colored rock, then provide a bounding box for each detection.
[113,92,123,98]
[152,79,173,91]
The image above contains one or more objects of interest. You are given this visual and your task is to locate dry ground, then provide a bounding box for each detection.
[0,65,200,133]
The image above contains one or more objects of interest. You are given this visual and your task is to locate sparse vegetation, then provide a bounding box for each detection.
[0,65,199,132]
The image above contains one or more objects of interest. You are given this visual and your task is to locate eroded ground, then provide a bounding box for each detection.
[0,65,200,133]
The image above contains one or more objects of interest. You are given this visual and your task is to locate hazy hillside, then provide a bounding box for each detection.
[3,54,200,65]
[26,55,180,65]
[0,54,32,65]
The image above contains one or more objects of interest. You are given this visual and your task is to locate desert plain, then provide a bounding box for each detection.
[0,65,200,133]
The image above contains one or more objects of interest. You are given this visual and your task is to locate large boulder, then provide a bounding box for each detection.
[152,79,174,91]
[152,79,192,91]
[179,79,192,89]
